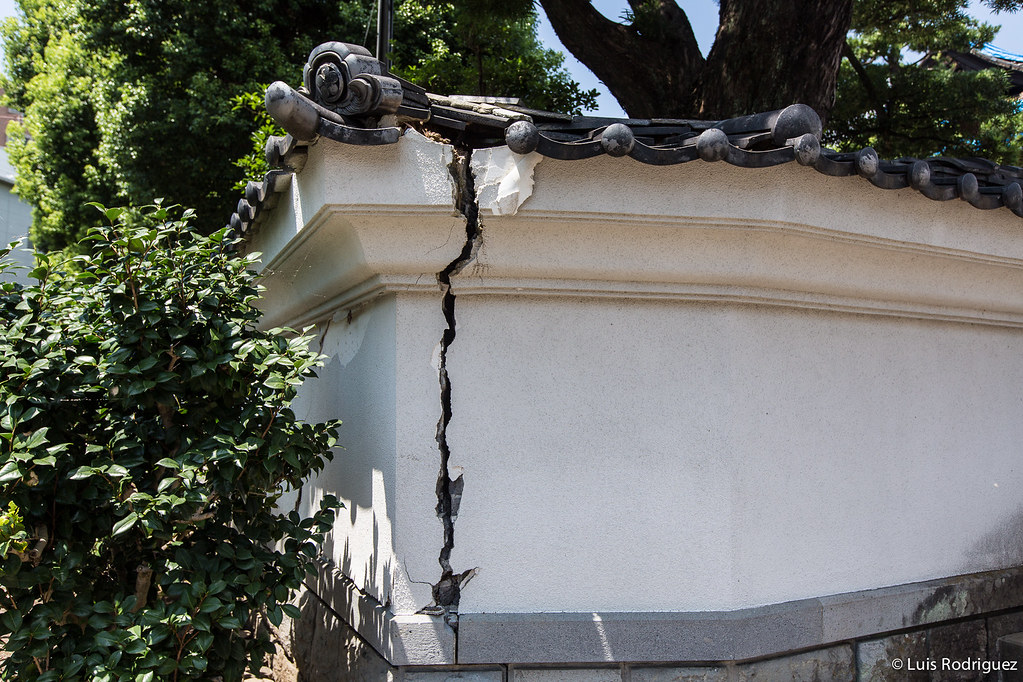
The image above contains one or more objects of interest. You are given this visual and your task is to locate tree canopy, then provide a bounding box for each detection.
[540,0,855,120]
[827,0,1023,164]
[1,0,595,253]
[544,0,1023,163]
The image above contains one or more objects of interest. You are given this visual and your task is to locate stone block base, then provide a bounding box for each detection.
[265,567,1023,681]
[267,601,1023,681]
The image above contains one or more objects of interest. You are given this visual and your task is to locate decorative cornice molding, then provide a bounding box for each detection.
[254,188,1023,330]
[447,279,1023,328]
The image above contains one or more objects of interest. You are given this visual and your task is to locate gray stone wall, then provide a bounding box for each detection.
[266,566,1023,681]
[271,597,1023,681]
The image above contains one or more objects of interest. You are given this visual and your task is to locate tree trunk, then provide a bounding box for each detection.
[697,0,853,122]
[538,0,705,118]
[539,0,853,122]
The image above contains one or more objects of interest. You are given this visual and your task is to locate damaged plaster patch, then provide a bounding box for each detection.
[470,146,542,216]
[427,144,480,616]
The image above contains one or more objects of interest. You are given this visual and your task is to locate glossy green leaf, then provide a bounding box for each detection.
[111,511,139,536]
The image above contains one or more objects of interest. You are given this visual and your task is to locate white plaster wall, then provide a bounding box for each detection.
[512,154,1023,262]
[446,296,1023,613]
[255,134,1023,624]
[290,297,398,608]
[290,292,449,615]
[251,133,468,617]
[254,129,455,267]
[441,147,1023,614]
[251,130,462,329]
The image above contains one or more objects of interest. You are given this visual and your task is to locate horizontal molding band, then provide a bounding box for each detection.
[257,202,461,276]
[268,274,440,329]
[257,204,1023,331]
[448,277,1023,328]
[500,210,1023,269]
[264,205,1023,280]
[455,565,1023,665]
[269,272,1023,330]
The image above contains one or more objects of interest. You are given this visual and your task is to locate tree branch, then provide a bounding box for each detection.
[537,0,704,117]
[842,41,884,120]
[132,564,153,613]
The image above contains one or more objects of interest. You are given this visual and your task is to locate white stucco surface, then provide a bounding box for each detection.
[446,297,1023,612]
[253,132,1023,625]
[292,292,449,615]
[439,151,1023,613]
[250,132,469,617]
[251,129,463,329]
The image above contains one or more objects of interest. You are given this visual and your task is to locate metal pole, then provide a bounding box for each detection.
[376,0,393,70]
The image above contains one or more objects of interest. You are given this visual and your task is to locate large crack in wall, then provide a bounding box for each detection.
[431,143,481,618]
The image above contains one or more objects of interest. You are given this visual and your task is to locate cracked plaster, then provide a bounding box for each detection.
[251,130,1023,665]
[470,146,543,216]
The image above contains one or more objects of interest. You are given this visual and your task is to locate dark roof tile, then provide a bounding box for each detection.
[234,41,1023,237]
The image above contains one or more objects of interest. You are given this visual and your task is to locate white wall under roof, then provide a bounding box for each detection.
[0,146,33,279]
[253,131,1023,621]
[447,297,1023,612]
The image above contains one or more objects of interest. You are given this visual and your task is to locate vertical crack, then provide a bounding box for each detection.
[432,143,481,614]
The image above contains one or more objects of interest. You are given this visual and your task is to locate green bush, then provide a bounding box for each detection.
[0,204,341,681]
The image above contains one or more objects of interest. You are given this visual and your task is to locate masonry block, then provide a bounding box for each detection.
[289,591,397,682]
[989,613,1023,659]
[736,644,854,682]
[858,632,929,682]
[629,665,729,682]
[928,620,987,682]
[997,632,1023,682]
[403,669,505,682]
[509,668,622,682]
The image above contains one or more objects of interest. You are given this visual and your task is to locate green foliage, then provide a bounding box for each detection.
[0,501,28,558]
[391,0,597,113]
[828,0,1023,163]
[0,204,341,681]
[1,0,342,253]
[2,0,594,255]
[230,89,285,193]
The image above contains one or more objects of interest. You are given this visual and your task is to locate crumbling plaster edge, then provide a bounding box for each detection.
[470,146,543,216]
[425,144,482,618]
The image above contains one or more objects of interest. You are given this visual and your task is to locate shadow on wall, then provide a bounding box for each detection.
[853,506,1023,681]
[969,503,1023,576]
[283,565,396,681]
[282,506,395,680]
